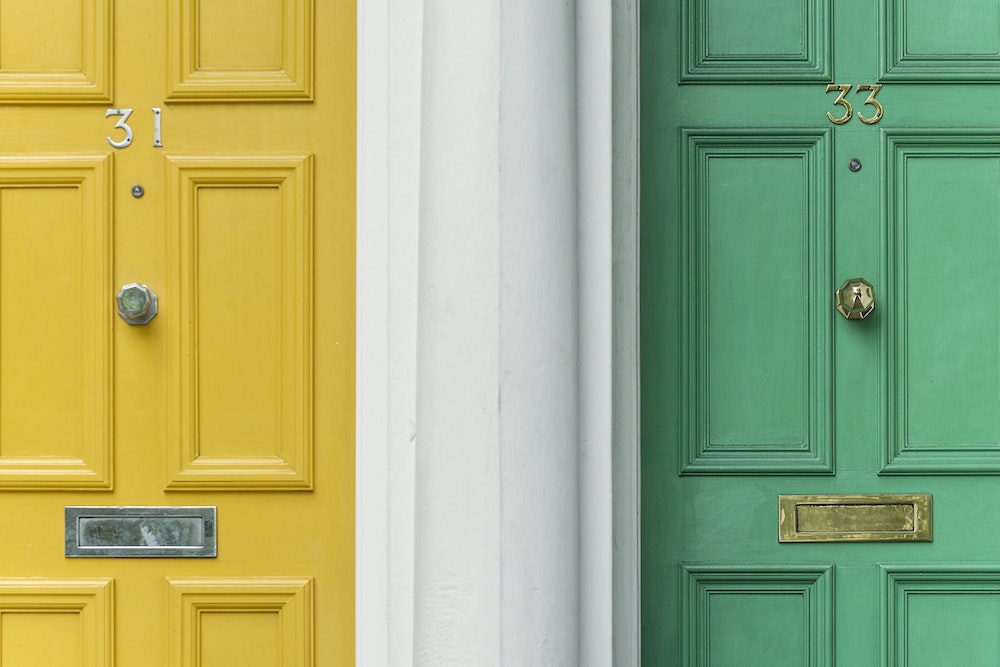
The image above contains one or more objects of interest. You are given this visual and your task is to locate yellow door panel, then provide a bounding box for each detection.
[0,0,111,102]
[0,157,112,487]
[0,0,354,664]
[168,578,312,667]
[166,0,313,100]
[0,579,112,667]
[165,156,313,489]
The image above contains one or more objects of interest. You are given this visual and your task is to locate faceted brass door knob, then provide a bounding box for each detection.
[835,277,874,320]
[117,283,157,325]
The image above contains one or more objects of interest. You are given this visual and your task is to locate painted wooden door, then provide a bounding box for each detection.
[0,1,354,665]
[642,1,1000,664]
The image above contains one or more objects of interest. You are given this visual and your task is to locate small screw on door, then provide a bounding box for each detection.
[131,185,145,198]
[848,158,862,172]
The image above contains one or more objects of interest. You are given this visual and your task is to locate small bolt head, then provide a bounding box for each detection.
[132,185,144,198]
[848,158,862,172]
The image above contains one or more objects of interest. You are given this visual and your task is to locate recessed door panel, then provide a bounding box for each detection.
[166,0,313,100]
[885,137,1000,471]
[0,158,112,487]
[882,0,1000,80]
[681,131,833,473]
[165,157,313,489]
[0,0,111,101]
[681,0,831,81]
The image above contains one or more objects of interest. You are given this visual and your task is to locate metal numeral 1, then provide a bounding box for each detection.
[152,108,163,147]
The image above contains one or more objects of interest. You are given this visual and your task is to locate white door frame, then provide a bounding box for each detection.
[356,1,639,663]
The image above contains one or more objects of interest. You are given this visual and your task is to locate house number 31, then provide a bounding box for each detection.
[825,84,883,125]
[106,108,163,148]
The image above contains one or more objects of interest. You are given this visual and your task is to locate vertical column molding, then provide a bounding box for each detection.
[357,0,422,664]
[497,1,580,663]
[610,1,640,664]
[358,0,639,663]
[577,0,613,664]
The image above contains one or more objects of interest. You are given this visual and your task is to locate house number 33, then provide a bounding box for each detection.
[106,108,163,148]
[825,84,883,125]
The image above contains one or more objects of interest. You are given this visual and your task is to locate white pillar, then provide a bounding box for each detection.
[414,0,580,664]
[357,0,423,665]
[359,0,640,663]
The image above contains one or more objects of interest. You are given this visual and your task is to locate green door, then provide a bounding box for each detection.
[642,1,1000,664]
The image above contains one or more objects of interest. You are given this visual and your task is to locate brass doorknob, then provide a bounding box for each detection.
[835,278,874,320]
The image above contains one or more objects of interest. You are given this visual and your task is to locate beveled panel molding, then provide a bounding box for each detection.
[882,131,1000,473]
[165,156,313,489]
[0,578,112,667]
[168,577,313,667]
[680,130,833,474]
[681,0,832,82]
[0,0,112,102]
[166,0,313,101]
[881,0,1000,80]
[0,156,112,488]
[683,564,833,667]
[880,565,1000,666]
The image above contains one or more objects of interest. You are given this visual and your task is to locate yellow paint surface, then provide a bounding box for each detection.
[0,0,354,664]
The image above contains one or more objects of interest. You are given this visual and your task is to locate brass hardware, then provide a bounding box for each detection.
[826,84,884,125]
[778,494,932,542]
[835,277,874,320]
[826,84,853,124]
[856,83,884,124]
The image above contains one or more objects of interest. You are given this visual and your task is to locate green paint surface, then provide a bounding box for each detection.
[707,593,805,666]
[642,0,1000,664]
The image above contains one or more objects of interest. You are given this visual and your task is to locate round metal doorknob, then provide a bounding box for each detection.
[835,277,874,320]
[117,283,157,325]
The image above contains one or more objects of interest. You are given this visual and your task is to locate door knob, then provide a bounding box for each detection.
[835,277,874,320]
[117,283,157,325]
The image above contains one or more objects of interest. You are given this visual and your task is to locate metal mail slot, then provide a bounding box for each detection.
[778,494,932,543]
[65,506,216,558]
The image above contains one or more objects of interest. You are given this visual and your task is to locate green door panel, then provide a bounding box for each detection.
[641,0,1000,664]
[681,130,833,474]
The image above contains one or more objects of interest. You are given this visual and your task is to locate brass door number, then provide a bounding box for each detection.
[825,84,883,125]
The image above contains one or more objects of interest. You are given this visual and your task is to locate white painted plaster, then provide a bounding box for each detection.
[357,0,641,663]
[356,0,389,660]
[497,1,581,662]
[413,0,503,663]
[611,2,641,664]
[577,0,614,664]
[357,0,422,664]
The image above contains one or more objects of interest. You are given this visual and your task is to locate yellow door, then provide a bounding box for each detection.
[0,1,354,665]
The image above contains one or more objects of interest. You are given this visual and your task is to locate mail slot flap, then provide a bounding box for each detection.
[778,494,932,543]
[65,506,217,558]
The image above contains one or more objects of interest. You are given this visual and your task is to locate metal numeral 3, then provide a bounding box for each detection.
[106,108,134,148]
[825,84,883,125]
[856,84,883,125]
